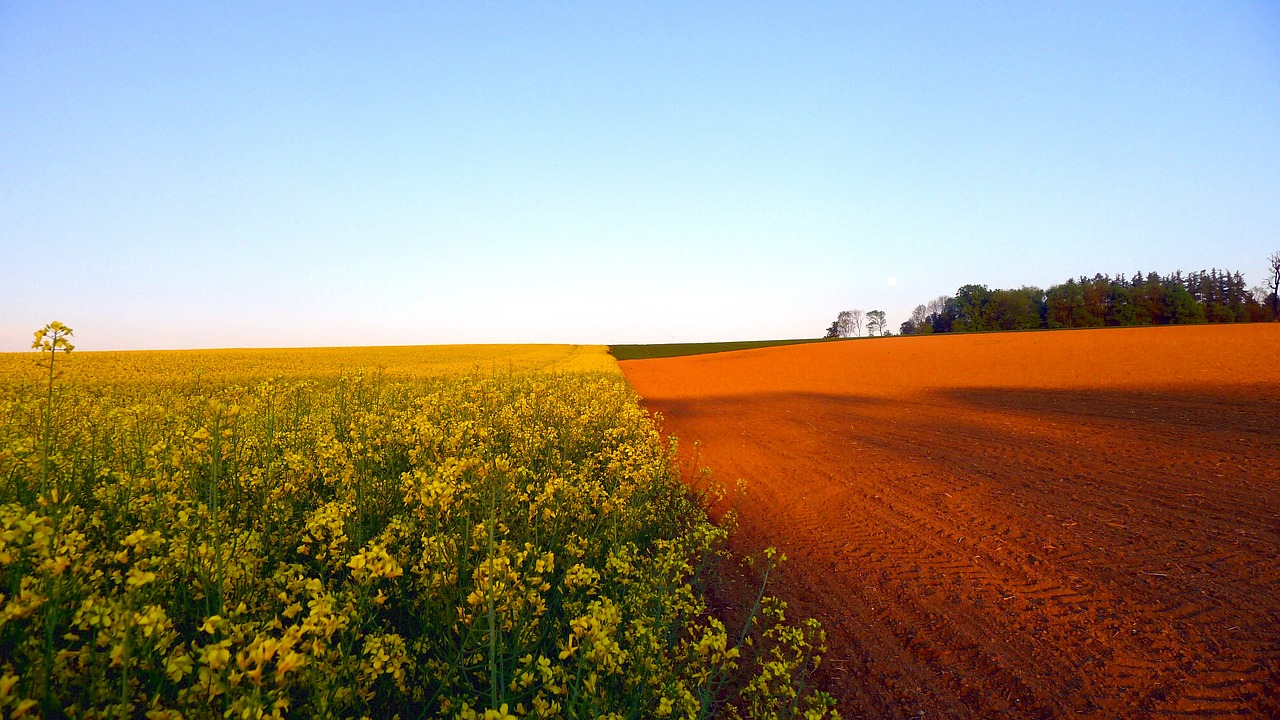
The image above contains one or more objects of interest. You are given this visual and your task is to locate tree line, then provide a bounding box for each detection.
[826,254,1280,338]
[825,309,888,338]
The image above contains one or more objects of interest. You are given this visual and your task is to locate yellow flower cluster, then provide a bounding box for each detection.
[0,342,837,718]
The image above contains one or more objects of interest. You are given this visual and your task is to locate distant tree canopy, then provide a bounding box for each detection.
[901,267,1273,336]
[825,309,864,338]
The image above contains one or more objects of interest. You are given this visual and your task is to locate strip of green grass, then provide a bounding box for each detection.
[610,336,844,361]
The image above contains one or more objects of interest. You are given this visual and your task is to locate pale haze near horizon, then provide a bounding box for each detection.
[2,2,1278,352]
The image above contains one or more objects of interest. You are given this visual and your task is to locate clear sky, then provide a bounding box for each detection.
[3,2,1278,351]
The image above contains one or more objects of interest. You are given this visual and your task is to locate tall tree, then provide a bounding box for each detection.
[1269,252,1280,319]
[950,284,992,331]
[1105,278,1138,326]
[850,309,865,337]
[1247,284,1271,321]
[908,304,929,334]
[988,287,1045,330]
[925,296,952,333]
[1135,272,1165,325]
[836,310,855,338]
[1165,284,1206,324]
[866,310,887,337]
[1080,275,1108,326]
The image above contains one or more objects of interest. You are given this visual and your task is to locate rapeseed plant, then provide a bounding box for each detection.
[0,334,837,718]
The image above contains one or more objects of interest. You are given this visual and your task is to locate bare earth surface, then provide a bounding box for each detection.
[619,325,1280,719]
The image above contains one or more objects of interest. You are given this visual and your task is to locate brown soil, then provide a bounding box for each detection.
[619,324,1280,719]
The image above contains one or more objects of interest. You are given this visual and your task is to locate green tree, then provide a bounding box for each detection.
[1046,281,1085,328]
[988,287,1045,330]
[950,284,992,331]
[865,310,887,336]
[1165,284,1206,324]
[1079,275,1108,326]
[1105,278,1138,326]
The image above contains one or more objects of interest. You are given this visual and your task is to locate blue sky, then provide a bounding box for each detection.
[2,2,1278,350]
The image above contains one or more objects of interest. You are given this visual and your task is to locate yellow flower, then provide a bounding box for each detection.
[166,651,194,681]
[558,634,577,660]
[275,651,305,681]
[483,704,517,720]
[0,672,19,699]
[11,698,39,718]
[125,567,157,587]
[204,644,231,670]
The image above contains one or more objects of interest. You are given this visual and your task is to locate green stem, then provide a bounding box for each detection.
[700,554,776,720]
[120,591,133,710]
[41,339,56,497]
[736,559,772,650]
[39,336,60,713]
[487,479,499,710]
[210,408,224,617]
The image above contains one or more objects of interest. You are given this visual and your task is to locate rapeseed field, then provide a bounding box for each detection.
[0,325,836,719]
[0,342,618,386]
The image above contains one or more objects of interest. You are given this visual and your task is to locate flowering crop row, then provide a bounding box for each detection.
[0,337,836,719]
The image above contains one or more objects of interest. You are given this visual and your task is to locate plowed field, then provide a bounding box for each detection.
[619,324,1280,719]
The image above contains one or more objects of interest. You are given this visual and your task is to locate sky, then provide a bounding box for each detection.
[2,2,1278,351]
